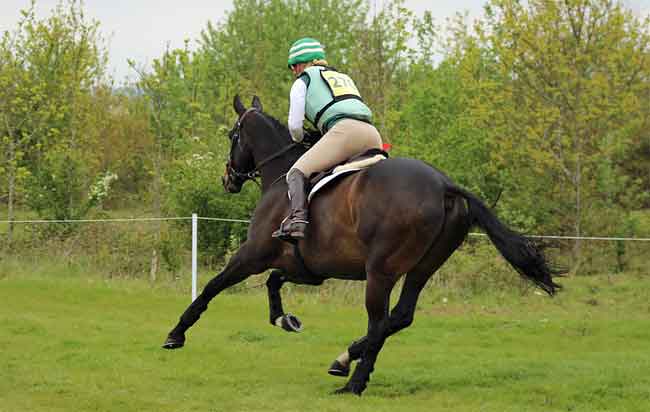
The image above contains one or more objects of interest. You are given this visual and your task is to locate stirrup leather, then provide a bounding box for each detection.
[273,168,309,241]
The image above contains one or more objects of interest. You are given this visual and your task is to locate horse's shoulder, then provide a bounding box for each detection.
[256,184,287,209]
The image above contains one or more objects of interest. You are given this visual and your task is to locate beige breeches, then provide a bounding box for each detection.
[291,119,383,178]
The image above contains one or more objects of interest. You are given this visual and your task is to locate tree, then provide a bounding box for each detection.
[348,0,413,135]
[0,0,110,230]
[463,0,650,267]
[1,0,110,245]
[196,0,369,125]
[0,23,36,246]
[130,44,207,280]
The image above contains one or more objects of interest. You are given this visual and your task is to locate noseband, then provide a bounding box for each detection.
[227,108,303,185]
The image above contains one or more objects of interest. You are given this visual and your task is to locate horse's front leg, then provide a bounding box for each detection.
[267,270,302,332]
[163,243,267,349]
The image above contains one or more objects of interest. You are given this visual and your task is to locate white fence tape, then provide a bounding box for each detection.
[3,215,649,301]
[197,217,252,224]
[1,217,191,223]
[2,216,649,241]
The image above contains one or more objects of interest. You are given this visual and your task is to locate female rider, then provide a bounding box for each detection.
[272,37,384,242]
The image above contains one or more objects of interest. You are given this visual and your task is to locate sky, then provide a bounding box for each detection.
[1,0,649,83]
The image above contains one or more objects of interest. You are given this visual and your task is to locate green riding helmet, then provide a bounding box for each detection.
[287,38,326,68]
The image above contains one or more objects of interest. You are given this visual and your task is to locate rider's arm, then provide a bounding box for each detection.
[288,78,307,143]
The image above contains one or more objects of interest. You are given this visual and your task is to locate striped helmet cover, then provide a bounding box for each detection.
[287,38,326,68]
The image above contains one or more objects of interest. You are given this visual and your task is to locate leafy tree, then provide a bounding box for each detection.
[93,87,154,206]
[455,0,650,266]
[396,59,496,196]
[0,22,38,245]
[348,0,413,134]
[197,0,369,124]
[1,0,110,246]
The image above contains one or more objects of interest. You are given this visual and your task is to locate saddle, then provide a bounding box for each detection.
[307,148,388,202]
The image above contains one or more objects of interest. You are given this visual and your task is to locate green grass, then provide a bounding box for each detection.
[1,267,650,412]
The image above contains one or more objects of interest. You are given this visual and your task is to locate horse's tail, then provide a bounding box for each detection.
[447,186,562,296]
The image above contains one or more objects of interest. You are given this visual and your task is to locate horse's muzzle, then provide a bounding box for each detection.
[222,174,242,193]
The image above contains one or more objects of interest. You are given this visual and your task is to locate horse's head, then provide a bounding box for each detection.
[222,95,304,193]
[222,95,264,193]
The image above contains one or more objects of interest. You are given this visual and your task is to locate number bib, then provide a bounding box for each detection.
[321,70,362,98]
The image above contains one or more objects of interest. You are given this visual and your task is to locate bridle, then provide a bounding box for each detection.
[227,108,303,185]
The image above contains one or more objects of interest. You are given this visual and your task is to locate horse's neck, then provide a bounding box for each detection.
[257,143,305,193]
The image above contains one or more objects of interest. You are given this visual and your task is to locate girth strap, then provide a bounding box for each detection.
[293,243,317,278]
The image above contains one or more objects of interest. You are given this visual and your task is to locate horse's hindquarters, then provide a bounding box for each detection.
[302,158,454,277]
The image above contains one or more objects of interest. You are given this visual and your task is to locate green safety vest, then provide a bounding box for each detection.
[299,66,372,132]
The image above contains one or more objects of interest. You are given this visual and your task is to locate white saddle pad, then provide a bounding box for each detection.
[308,169,361,202]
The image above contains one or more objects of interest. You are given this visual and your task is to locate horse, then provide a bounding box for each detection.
[162,95,561,395]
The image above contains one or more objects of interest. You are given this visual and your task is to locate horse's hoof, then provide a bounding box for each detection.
[328,360,350,377]
[349,382,366,396]
[280,313,303,332]
[162,335,185,349]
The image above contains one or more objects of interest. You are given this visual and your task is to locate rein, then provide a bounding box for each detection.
[228,108,303,185]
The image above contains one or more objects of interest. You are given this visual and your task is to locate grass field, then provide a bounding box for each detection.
[1,266,650,412]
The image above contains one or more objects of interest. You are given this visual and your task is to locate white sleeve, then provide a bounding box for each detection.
[288,79,307,142]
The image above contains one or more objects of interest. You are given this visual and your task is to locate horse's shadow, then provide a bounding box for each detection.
[364,377,434,398]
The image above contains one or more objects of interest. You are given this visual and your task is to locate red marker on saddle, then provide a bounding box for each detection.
[382,143,392,152]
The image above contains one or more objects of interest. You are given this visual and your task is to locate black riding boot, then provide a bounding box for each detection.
[272,169,309,242]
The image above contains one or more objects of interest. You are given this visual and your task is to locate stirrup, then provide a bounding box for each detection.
[272,216,308,242]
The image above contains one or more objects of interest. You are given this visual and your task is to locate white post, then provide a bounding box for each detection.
[191,213,198,302]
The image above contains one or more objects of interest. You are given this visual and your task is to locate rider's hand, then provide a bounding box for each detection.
[303,129,322,146]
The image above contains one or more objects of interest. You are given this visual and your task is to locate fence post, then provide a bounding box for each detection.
[192,213,198,302]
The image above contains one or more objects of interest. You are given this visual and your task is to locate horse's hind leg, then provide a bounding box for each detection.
[335,268,398,395]
[331,195,470,377]
[267,271,302,332]
[329,271,430,377]
[163,242,268,349]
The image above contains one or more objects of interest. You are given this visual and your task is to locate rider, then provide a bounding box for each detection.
[272,37,383,242]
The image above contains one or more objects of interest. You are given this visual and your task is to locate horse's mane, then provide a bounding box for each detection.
[260,111,292,143]
[255,111,306,168]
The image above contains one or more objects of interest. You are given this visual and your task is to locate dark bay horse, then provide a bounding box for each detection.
[163,95,561,395]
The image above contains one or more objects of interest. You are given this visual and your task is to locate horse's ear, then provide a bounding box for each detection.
[251,95,263,111]
[233,94,246,116]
